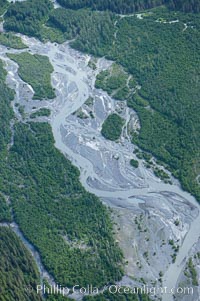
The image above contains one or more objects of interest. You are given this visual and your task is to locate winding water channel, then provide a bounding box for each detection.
[0,36,200,301]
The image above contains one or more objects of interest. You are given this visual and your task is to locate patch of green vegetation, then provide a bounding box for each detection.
[18,105,25,119]
[113,86,130,101]
[128,77,137,90]
[101,113,124,141]
[74,108,88,119]
[88,59,97,70]
[95,70,109,88]
[187,258,198,286]
[141,152,152,162]
[0,33,27,49]
[134,139,171,182]
[0,227,42,301]
[7,52,56,100]
[134,150,152,164]
[168,239,179,263]
[153,167,170,181]
[174,219,180,226]
[171,253,177,263]
[130,159,139,168]
[172,245,179,253]
[95,64,130,100]
[89,111,95,119]
[85,96,94,106]
[132,93,149,107]
[39,25,66,44]
[30,108,51,119]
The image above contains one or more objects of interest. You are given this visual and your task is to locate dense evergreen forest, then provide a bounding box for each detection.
[3,0,200,39]
[57,0,200,13]
[0,227,42,301]
[168,0,200,12]
[1,0,200,39]
[4,0,53,37]
[56,0,165,13]
[7,121,123,287]
[48,9,116,55]
[101,114,125,141]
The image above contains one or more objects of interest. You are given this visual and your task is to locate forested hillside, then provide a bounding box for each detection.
[0,227,42,301]
[4,0,53,36]
[3,0,200,40]
[8,121,123,287]
[168,0,200,13]
[57,0,200,13]
[56,0,165,13]
[48,9,115,55]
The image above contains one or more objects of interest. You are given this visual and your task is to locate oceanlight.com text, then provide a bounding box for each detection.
[36,284,194,297]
